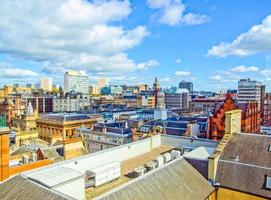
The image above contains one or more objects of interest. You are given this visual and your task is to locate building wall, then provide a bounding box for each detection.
[262,94,271,126]
[64,71,89,94]
[215,188,268,200]
[165,93,188,109]
[63,138,86,160]
[24,135,162,176]
[238,79,262,109]
[81,130,132,153]
[0,129,10,181]
[189,100,223,113]
[210,95,260,140]
[53,97,90,112]
[9,160,52,177]
[37,119,99,145]
[25,97,53,113]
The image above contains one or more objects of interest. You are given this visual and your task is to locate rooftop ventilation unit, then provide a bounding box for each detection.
[171,150,181,160]
[133,166,146,178]
[22,155,29,164]
[145,161,156,172]
[32,153,37,162]
[163,152,171,163]
[154,155,164,167]
[85,162,121,187]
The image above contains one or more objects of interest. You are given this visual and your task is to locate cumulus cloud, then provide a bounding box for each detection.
[230,65,259,73]
[0,68,38,78]
[147,0,210,26]
[0,0,154,74]
[208,15,271,57]
[175,71,191,76]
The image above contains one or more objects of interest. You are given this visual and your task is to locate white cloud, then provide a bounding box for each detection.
[0,68,38,78]
[160,77,171,82]
[208,15,271,57]
[211,75,222,80]
[181,13,210,26]
[175,58,182,63]
[0,0,153,74]
[175,71,191,76]
[147,0,210,26]
[260,69,271,76]
[230,65,259,73]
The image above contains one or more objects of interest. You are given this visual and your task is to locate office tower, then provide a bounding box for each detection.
[97,78,108,92]
[64,70,89,94]
[238,79,262,109]
[164,89,189,109]
[40,77,53,91]
[179,81,193,93]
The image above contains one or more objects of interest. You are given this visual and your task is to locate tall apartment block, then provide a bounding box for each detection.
[64,70,89,94]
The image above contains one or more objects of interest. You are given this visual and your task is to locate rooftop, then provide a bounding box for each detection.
[38,113,98,124]
[27,167,84,189]
[215,133,271,198]
[95,158,214,200]
[0,134,219,200]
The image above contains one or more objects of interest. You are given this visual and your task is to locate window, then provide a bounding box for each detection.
[268,145,271,152]
[266,176,271,189]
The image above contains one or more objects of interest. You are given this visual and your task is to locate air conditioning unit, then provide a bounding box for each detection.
[154,155,164,167]
[163,152,171,163]
[171,150,181,160]
[22,155,29,164]
[32,153,37,162]
[133,166,146,178]
[145,161,156,172]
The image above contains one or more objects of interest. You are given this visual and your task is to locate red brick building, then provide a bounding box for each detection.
[0,97,25,127]
[262,93,271,127]
[209,94,260,140]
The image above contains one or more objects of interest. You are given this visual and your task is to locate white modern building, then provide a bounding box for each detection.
[40,77,53,92]
[238,79,262,105]
[64,70,89,94]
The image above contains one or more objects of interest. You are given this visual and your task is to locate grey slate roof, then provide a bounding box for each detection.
[215,133,271,198]
[0,175,72,200]
[95,158,214,200]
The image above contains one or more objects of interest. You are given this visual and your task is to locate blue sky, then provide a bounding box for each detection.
[0,0,271,91]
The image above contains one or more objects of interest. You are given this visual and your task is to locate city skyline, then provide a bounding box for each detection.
[0,0,271,91]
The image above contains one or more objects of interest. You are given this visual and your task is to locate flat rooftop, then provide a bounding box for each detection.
[86,146,172,199]
[14,134,218,200]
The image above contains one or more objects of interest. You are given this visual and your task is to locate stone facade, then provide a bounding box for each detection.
[36,114,101,145]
